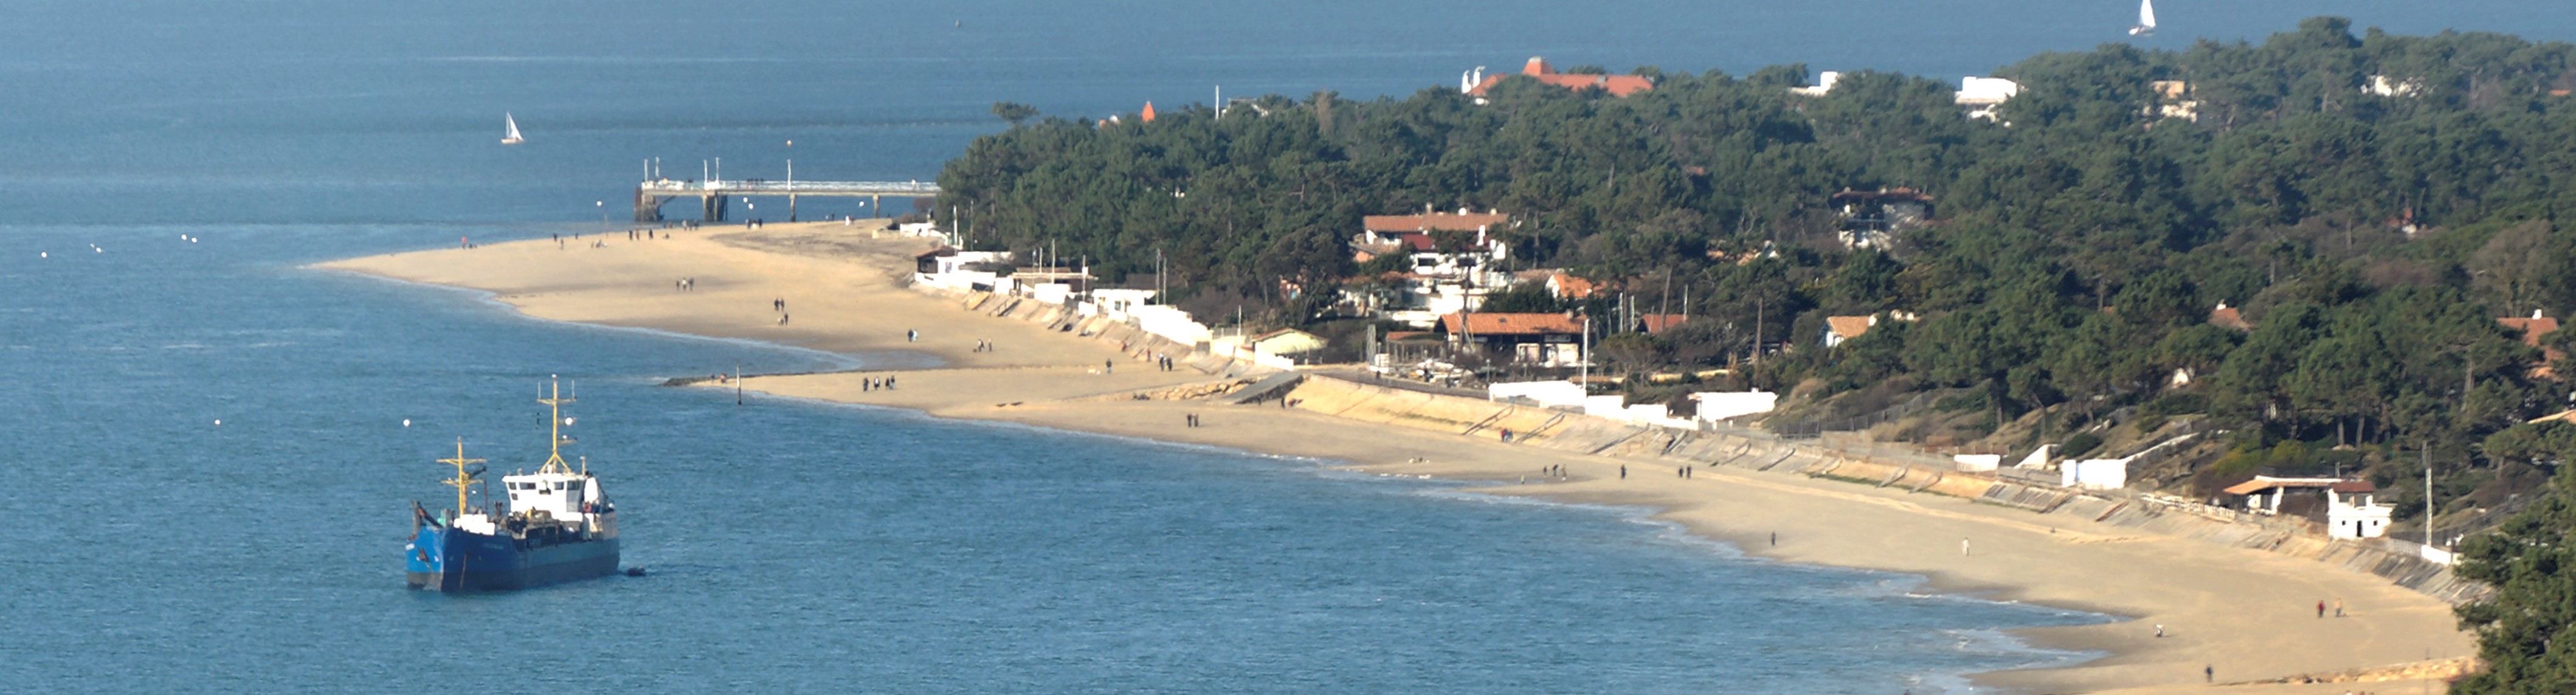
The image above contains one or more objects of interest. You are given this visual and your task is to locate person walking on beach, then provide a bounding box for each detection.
[1961,538,1972,556]
[886,376,895,389]
[2333,598,2343,617]
[907,329,918,342]
[1618,465,1626,479]
[2204,665,2213,683]
[1769,532,1777,547]
[2316,600,2326,618]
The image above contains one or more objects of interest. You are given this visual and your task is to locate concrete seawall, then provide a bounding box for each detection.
[917,285,2489,606]
[1282,374,2488,604]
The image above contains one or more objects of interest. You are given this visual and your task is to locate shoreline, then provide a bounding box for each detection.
[313,222,2477,694]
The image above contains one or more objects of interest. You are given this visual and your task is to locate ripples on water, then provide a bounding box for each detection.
[16,0,2560,690]
[0,227,2112,692]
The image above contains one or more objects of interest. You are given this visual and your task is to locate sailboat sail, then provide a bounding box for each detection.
[502,113,525,145]
[2129,0,2156,36]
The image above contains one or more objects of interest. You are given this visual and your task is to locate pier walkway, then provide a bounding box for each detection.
[635,179,940,222]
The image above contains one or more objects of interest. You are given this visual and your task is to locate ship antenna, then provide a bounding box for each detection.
[539,375,576,475]
[438,437,486,518]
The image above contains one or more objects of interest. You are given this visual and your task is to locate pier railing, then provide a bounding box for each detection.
[634,179,942,222]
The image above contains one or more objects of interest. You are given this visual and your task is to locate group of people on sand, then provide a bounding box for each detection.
[973,339,996,352]
[674,277,696,291]
[862,375,897,392]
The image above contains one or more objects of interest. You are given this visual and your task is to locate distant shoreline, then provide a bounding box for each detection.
[314,222,2476,694]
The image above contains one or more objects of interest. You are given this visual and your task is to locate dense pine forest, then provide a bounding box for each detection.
[936,20,2576,685]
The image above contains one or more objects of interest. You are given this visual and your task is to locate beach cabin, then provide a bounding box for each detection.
[1440,311,1586,367]
[2223,476,2392,539]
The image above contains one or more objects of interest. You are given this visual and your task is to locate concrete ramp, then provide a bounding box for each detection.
[1218,372,1305,405]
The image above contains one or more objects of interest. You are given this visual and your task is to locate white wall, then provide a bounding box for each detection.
[1952,454,2001,472]
[1131,306,1210,345]
[1690,391,1778,421]
[2061,458,2128,490]
[1489,380,1586,409]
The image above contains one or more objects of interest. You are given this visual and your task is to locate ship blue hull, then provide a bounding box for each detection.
[405,526,618,592]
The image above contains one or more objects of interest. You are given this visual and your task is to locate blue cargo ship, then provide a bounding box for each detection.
[407,378,620,592]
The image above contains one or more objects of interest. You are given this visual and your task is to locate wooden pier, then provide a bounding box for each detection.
[634,179,941,222]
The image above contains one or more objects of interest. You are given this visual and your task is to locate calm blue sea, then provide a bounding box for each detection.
[2,1,2560,692]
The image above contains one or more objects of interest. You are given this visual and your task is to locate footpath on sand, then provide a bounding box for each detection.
[318,222,2481,694]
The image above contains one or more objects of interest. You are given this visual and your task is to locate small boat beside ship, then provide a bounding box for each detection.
[405,378,620,592]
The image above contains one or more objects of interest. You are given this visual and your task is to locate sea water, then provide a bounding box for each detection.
[4,1,2561,691]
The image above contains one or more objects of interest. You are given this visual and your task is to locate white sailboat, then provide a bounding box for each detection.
[501,113,525,145]
[2129,0,2156,36]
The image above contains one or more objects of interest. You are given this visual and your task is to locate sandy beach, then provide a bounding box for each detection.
[318,223,2478,694]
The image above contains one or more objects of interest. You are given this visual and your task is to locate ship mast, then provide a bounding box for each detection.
[438,437,486,518]
[538,376,576,475]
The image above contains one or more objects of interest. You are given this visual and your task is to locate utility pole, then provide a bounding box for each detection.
[2425,446,2436,548]
[1753,291,1766,364]
[1580,313,1591,389]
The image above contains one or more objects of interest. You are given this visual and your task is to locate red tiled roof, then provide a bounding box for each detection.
[1825,316,1876,340]
[2221,477,2371,496]
[1466,57,1654,97]
[1638,314,1690,334]
[2499,315,2564,379]
[1441,312,1586,336]
[2209,304,2252,331]
[1363,212,1511,233]
[2499,316,2561,349]
[1548,272,1601,300]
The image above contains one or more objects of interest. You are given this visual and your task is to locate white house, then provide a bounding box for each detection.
[1352,210,1514,282]
[2326,483,2394,539]
[1956,76,2020,122]
[2222,476,2394,539]
[1789,71,1842,97]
